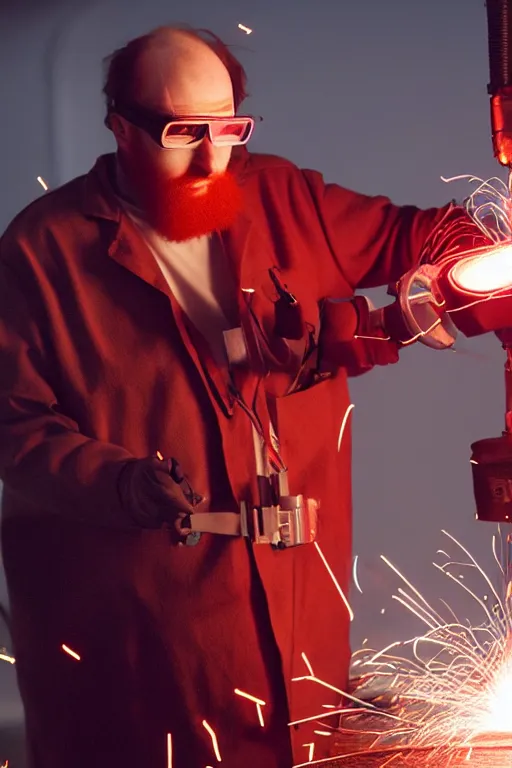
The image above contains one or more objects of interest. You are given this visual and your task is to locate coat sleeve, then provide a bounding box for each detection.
[301,168,449,291]
[0,258,134,526]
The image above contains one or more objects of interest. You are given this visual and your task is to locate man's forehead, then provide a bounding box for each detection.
[164,98,234,116]
[134,32,234,114]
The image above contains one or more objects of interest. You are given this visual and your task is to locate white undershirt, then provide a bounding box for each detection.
[124,208,237,366]
[122,202,276,481]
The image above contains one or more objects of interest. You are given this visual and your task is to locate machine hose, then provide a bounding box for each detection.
[487,0,512,92]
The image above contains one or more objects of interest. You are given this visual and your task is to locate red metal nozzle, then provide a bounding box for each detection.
[491,88,512,166]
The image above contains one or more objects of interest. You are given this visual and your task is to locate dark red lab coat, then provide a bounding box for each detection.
[0,149,444,767]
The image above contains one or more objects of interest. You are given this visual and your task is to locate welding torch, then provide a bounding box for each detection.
[468,0,512,525]
[362,1,512,526]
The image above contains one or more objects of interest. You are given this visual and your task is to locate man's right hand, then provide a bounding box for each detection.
[118,456,197,537]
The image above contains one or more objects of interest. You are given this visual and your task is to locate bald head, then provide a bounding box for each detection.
[133,27,234,117]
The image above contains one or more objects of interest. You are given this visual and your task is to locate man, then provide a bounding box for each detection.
[0,25,485,768]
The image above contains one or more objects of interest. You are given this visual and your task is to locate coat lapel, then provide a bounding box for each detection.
[107,215,172,296]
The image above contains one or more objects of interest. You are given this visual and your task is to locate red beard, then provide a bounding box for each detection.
[120,154,243,242]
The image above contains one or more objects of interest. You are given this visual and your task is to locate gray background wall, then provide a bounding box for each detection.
[0,0,507,757]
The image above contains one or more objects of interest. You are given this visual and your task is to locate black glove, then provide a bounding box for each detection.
[118,456,199,535]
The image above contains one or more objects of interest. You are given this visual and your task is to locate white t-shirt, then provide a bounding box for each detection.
[124,207,238,366]
[121,201,277,480]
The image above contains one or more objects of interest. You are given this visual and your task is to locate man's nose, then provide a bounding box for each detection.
[191,137,218,175]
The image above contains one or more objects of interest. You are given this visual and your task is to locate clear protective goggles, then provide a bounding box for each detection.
[111,101,257,149]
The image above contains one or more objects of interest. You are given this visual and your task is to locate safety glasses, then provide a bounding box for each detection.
[112,102,258,149]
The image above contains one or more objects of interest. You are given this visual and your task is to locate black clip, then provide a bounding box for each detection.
[268,268,304,341]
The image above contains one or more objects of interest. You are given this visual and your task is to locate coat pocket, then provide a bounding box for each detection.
[274,377,346,499]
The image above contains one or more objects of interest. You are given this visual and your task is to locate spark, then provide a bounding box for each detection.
[353,333,392,341]
[352,555,363,594]
[167,733,172,768]
[202,720,222,762]
[234,688,266,706]
[342,529,512,766]
[237,23,252,34]
[441,174,512,245]
[313,730,332,736]
[302,742,315,762]
[0,653,15,664]
[61,644,81,661]
[290,661,408,726]
[493,534,505,576]
[234,688,266,727]
[293,752,353,768]
[314,541,354,621]
[301,651,314,676]
[289,707,353,726]
[337,403,354,452]
[36,175,49,191]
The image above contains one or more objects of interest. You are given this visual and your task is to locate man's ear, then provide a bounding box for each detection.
[110,114,129,147]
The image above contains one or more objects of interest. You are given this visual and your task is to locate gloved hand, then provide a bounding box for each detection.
[118,455,200,536]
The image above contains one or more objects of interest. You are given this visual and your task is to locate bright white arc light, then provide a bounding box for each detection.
[451,243,512,293]
[476,656,512,734]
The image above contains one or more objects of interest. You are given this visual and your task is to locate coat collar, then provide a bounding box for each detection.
[80,148,257,288]
[81,147,252,223]
[79,149,266,414]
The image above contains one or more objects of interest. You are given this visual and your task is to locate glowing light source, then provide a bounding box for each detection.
[238,23,252,34]
[338,530,512,766]
[479,659,512,732]
[450,242,512,293]
[61,644,81,661]
[36,176,49,191]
